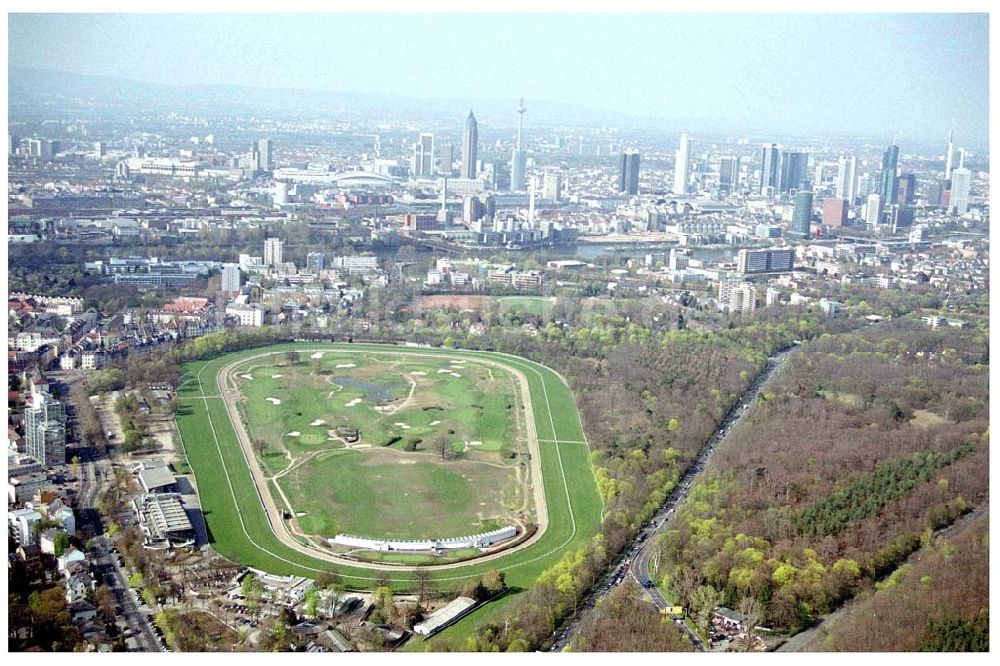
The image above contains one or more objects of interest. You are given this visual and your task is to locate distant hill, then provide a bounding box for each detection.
[8,66,649,130]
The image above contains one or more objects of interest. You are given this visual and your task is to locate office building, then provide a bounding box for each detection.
[253,139,274,174]
[491,158,511,191]
[737,248,795,274]
[759,143,780,195]
[950,167,972,214]
[791,189,814,237]
[619,149,640,195]
[221,264,241,294]
[718,280,757,314]
[412,133,435,178]
[264,237,284,267]
[864,193,882,226]
[672,133,690,195]
[719,156,740,194]
[822,198,848,227]
[779,151,809,193]
[25,390,66,466]
[944,129,955,180]
[896,173,916,204]
[543,171,562,201]
[877,144,899,209]
[461,111,479,179]
[835,154,857,203]
[436,144,454,175]
[511,99,528,191]
[888,204,915,232]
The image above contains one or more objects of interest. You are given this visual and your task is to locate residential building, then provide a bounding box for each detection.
[718,280,757,314]
[264,237,284,267]
[221,264,241,294]
[25,390,66,466]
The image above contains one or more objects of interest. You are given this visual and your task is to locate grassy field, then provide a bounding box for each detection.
[498,296,556,318]
[277,448,518,539]
[229,350,525,542]
[174,342,602,642]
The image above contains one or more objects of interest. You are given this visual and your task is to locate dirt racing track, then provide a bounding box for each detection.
[174,342,603,589]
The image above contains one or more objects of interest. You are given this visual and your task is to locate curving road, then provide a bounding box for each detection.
[552,347,795,651]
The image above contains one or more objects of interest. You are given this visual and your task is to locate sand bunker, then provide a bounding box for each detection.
[335,363,356,368]
[286,431,300,437]
[272,374,283,378]
[393,422,412,430]
[266,397,281,405]
[451,373,462,378]
[397,460,417,465]
[469,441,483,446]
[429,420,441,426]
[310,419,326,426]
[436,369,452,374]
[410,371,427,376]
[240,374,253,380]
[345,398,362,407]
[310,352,325,359]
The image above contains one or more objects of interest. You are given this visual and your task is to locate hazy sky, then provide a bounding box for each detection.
[8,13,990,141]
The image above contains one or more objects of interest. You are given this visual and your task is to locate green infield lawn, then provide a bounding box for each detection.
[276,447,518,539]
[174,342,602,643]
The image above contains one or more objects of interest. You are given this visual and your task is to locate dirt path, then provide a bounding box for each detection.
[212,348,550,572]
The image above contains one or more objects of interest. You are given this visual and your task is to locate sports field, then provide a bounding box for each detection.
[174,343,602,598]
[228,350,527,544]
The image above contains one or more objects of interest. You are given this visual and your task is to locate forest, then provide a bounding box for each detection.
[652,316,988,642]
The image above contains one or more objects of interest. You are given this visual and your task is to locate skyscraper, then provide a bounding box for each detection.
[760,143,780,196]
[25,390,65,466]
[944,129,955,181]
[835,154,857,203]
[896,173,916,204]
[778,151,809,193]
[950,167,972,214]
[461,111,479,179]
[436,144,454,175]
[619,149,640,195]
[791,189,814,237]
[822,198,848,227]
[221,264,242,294]
[264,237,283,267]
[865,193,882,226]
[543,171,562,201]
[412,133,435,178]
[254,139,274,173]
[877,144,899,208]
[672,133,690,195]
[511,99,528,191]
[719,156,740,195]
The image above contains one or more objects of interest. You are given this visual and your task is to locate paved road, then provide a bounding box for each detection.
[777,502,989,652]
[92,536,166,652]
[551,347,795,651]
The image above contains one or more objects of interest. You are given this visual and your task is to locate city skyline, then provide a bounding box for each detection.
[7,11,991,144]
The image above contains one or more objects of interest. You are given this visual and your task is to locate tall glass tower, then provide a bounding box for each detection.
[461,111,479,179]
